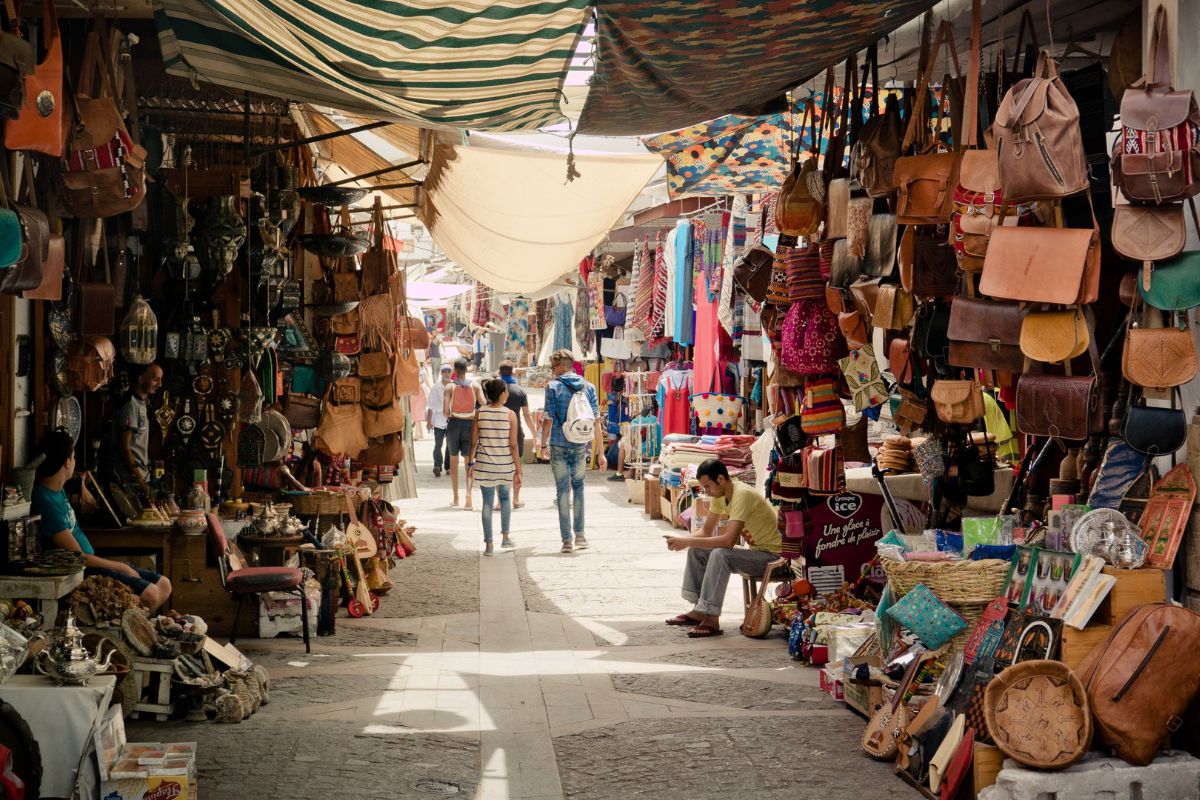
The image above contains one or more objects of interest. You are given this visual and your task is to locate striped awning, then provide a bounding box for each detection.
[153,0,590,132]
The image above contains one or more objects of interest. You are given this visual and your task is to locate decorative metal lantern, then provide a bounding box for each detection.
[119,295,158,365]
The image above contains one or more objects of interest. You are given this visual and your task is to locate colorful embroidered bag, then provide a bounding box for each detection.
[886,583,969,649]
[690,392,745,435]
[781,299,844,376]
[801,377,845,435]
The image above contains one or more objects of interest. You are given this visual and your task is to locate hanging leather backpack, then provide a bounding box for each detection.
[852,45,903,198]
[1112,6,1200,204]
[994,52,1089,201]
[62,32,146,217]
[775,95,824,244]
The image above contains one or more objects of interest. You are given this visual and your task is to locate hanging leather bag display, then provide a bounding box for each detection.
[872,284,914,331]
[1112,7,1200,204]
[62,31,146,218]
[1139,249,1200,311]
[1015,318,1103,441]
[1134,201,1200,308]
[4,0,62,155]
[1111,202,1185,266]
[1020,306,1090,364]
[979,198,1100,305]
[948,297,1025,372]
[282,392,321,429]
[893,22,964,224]
[776,94,825,242]
[1121,310,1197,390]
[390,265,430,350]
[994,52,1089,201]
[1122,390,1187,457]
[862,213,897,277]
[360,433,405,467]
[359,196,394,297]
[930,379,985,425]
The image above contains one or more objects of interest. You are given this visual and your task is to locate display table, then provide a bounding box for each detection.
[0,570,83,629]
[87,527,173,573]
[845,466,1015,515]
[0,674,114,798]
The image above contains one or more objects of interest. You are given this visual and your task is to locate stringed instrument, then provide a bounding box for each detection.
[862,649,928,760]
[741,558,788,638]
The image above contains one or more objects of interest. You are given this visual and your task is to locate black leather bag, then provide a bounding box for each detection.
[1122,392,1187,456]
[912,302,951,362]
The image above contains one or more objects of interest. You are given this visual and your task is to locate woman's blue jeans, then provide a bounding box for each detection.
[480,484,511,543]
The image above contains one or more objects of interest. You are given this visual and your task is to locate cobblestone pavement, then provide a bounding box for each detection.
[129,422,914,799]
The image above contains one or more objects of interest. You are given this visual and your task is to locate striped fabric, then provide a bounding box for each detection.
[473,406,515,487]
[650,230,667,340]
[630,237,654,340]
[154,0,590,131]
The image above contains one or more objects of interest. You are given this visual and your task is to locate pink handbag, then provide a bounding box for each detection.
[781,299,845,375]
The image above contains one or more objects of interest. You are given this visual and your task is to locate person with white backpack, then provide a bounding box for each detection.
[539,349,606,552]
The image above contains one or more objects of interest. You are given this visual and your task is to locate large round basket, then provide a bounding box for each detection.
[881,558,1010,604]
[984,660,1092,769]
[286,490,363,517]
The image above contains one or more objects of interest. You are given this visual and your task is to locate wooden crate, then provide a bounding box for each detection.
[1059,567,1166,669]
[971,742,1005,796]
[644,477,662,519]
[842,680,883,718]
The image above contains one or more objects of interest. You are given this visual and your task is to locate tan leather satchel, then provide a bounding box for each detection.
[825,178,850,239]
[930,379,985,425]
[1111,203,1186,265]
[1020,307,1089,363]
[979,199,1100,305]
[873,284,914,330]
[893,22,964,225]
[1122,312,1198,390]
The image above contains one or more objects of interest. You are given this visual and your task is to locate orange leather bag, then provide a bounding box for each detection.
[4,0,62,155]
[978,198,1100,305]
[893,22,964,225]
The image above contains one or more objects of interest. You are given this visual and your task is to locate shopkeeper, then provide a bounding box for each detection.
[32,431,172,612]
[101,363,163,497]
[664,459,780,639]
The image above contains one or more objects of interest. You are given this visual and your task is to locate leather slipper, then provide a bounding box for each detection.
[686,624,724,638]
[665,614,699,626]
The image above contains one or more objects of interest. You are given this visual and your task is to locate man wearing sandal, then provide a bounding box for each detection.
[664,459,781,638]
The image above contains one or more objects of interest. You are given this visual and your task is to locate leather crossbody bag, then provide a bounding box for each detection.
[899,225,959,299]
[1122,389,1187,457]
[979,196,1100,305]
[930,378,985,425]
[893,22,964,225]
[1121,308,1197,390]
[1020,306,1090,364]
[1015,311,1104,441]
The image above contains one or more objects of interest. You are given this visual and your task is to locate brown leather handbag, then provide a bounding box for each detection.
[1015,319,1103,441]
[893,22,964,224]
[359,196,393,297]
[852,48,903,198]
[66,334,115,391]
[315,388,367,458]
[22,224,62,300]
[838,310,869,350]
[282,392,321,429]
[888,337,914,384]
[948,297,1025,372]
[733,234,774,303]
[4,0,62,156]
[1078,604,1200,767]
[899,225,959,299]
[1,161,47,295]
[390,268,430,350]
[360,433,405,467]
[1122,312,1198,390]
[930,379,985,425]
[979,199,1100,305]
[994,53,1089,201]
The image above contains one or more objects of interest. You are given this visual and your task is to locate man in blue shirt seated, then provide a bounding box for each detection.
[30,431,172,611]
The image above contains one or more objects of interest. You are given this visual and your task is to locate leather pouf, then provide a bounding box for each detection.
[984,659,1092,769]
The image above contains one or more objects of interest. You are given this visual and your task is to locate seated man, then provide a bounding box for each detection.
[664,458,781,638]
[31,431,173,612]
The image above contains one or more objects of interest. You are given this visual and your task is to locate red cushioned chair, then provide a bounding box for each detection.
[207,513,311,653]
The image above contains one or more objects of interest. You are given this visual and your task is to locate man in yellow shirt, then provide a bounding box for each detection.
[665,459,781,638]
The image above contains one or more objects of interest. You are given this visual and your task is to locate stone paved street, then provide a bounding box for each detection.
[129,433,916,799]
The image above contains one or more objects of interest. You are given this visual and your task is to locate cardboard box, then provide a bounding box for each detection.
[95,707,198,800]
[819,668,844,700]
[258,585,319,639]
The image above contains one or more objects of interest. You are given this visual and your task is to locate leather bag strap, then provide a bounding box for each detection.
[1144,5,1171,89]
[962,0,982,149]
[902,21,962,152]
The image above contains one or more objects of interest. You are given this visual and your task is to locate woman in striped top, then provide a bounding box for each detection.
[468,379,522,555]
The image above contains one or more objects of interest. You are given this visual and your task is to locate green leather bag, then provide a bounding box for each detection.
[0,208,20,268]
[1141,250,1200,311]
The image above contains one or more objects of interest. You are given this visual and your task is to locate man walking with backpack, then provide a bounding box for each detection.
[539,348,605,552]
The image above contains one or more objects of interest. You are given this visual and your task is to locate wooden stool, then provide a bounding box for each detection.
[740,562,795,612]
[130,657,178,721]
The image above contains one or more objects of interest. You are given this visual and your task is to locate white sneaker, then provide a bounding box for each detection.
[573,535,590,550]
[560,541,573,553]
[501,536,515,549]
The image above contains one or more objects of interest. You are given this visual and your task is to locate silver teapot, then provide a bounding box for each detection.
[31,611,114,686]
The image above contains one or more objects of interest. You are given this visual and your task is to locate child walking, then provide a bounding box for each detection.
[468,379,522,555]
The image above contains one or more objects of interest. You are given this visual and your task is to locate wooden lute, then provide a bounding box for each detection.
[862,649,926,760]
